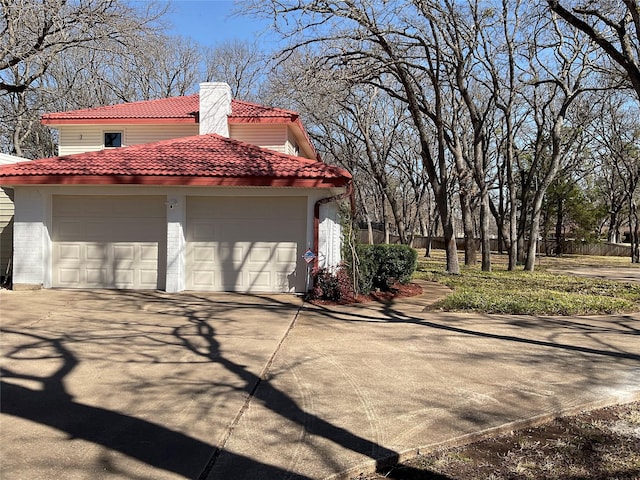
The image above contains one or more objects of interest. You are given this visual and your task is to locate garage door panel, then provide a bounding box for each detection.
[114,269,134,286]
[248,270,271,289]
[218,244,245,262]
[140,245,157,261]
[113,244,135,261]
[58,243,82,260]
[250,245,272,263]
[85,268,106,285]
[86,244,105,261]
[192,245,215,262]
[52,196,165,290]
[59,268,81,284]
[186,196,306,292]
[276,245,297,264]
[139,269,158,287]
[192,270,216,288]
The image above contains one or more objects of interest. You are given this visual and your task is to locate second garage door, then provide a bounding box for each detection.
[186,196,307,292]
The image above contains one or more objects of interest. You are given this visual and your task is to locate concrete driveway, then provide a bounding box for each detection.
[2,285,639,479]
[1,289,303,480]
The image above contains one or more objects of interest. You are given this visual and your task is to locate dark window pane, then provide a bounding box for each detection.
[104,132,122,147]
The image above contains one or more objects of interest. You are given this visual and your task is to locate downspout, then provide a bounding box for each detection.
[313,181,355,271]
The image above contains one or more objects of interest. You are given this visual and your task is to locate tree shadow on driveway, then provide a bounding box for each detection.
[1,327,313,479]
[0,290,413,479]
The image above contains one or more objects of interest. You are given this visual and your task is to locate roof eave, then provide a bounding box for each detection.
[0,175,351,188]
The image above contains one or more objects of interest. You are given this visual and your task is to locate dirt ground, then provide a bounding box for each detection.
[308,282,423,305]
[354,401,640,480]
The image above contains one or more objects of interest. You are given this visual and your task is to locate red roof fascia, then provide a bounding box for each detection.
[0,175,349,188]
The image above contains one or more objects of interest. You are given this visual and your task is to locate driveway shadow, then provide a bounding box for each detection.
[0,290,409,479]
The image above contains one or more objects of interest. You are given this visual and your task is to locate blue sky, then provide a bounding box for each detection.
[165,0,276,47]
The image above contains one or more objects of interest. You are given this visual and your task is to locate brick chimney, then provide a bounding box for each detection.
[199,82,232,136]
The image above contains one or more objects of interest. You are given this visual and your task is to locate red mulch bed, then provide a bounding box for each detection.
[308,283,423,306]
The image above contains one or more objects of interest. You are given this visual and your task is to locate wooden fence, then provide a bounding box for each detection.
[357,230,632,257]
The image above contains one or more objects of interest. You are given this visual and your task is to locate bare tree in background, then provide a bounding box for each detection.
[203,40,267,101]
[250,0,463,273]
[521,12,601,270]
[547,0,640,101]
[0,0,168,157]
[592,95,640,261]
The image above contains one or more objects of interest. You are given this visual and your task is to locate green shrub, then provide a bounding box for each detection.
[351,244,418,293]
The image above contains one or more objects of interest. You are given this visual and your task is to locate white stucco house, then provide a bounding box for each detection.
[0,83,352,293]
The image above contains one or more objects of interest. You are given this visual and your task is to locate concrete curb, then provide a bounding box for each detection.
[325,392,640,480]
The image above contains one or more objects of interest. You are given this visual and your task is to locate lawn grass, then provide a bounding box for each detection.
[415,251,640,315]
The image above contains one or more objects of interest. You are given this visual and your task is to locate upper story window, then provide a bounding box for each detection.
[104,132,122,148]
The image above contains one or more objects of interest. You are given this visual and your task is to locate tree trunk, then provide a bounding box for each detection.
[525,201,542,271]
[480,189,492,271]
[555,196,564,255]
[631,200,640,263]
[425,210,439,258]
[607,210,620,243]
[453,145,477,265]
[441,213,459,274]
[460,191,477,266]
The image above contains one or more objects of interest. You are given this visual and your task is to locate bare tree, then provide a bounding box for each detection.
[592,94,640,261]
[0,0,166,94]
[521,11,601,270]
[203,40,268,101]
[547,0,640,101]
[251,0,463,273]
[0,0,168,156]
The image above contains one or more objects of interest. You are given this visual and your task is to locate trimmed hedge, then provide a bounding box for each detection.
[351,244,417,293]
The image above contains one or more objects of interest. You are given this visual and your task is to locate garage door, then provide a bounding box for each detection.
[186,196,307,292]
[52,196,166,289]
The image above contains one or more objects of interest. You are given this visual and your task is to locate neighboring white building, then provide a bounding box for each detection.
[0,83,352,293]
[0,152,30,284]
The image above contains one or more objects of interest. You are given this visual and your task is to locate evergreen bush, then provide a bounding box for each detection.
[351,244,417,293]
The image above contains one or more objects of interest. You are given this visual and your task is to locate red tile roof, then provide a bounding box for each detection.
[40,96,299,124]
[0,134,351,187]
[41,95,200,124]
[229,100,298,121]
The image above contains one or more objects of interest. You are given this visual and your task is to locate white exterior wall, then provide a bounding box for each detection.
[57,124,199,155]
[318,202,342,270]
[165,194,186,293]
[13,188,51,289]
[229,124,288,154]
[285,128,299,156]
[10,185,345,292]
[199,82,232,136]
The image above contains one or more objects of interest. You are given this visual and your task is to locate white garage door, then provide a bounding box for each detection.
[186,196,307,292]
[52,196,166,289]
